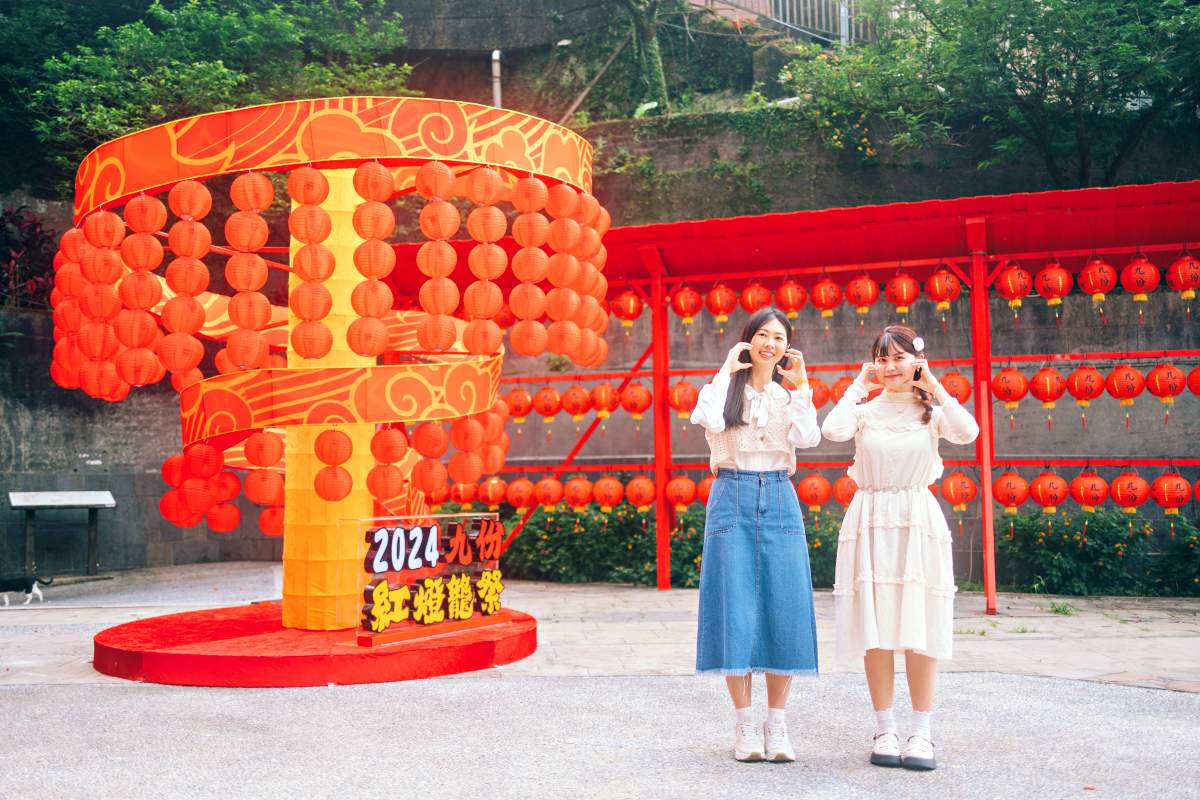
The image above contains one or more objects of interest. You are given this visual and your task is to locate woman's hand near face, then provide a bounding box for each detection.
[776,348,808,387]
[911,358,941,394]
[855,362,882,390]
[720,342,754,375]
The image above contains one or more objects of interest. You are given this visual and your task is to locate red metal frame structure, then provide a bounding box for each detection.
[391,180,1200,613]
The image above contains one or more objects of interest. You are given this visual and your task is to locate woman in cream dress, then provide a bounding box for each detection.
[821,325,978,771]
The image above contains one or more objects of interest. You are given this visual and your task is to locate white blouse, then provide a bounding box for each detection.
[820,381,980,490]
[690,372,821,475]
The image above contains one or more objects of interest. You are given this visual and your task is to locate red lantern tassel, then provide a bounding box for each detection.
[1128,520,1133,539]
[1008,519,1014,539]
[1009,412,1015,431]
[1138,307,1145,326]
[1099,305,1107,325]
[957,517,963,538]
[1170,520,1175,539]
[1125,410,1131,430]
[1080,411,1087,431]
[1083,518,1089,539]
[1046,413,1053,431]
[1054,309,1062,327]
[1164,409,1170,426]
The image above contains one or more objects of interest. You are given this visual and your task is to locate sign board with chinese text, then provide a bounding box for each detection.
[356,513,507,646]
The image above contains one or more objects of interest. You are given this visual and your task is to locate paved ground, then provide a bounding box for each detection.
[2,563,1198,799]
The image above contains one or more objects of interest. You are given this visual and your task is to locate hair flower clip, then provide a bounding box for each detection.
[912,336,925,351]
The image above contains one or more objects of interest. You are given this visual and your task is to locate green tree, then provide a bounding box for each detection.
[17,0,414,198]
[783,0,1200,187]
[616,0,671,115]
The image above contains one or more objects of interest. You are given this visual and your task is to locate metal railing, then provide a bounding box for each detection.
[692,0,876,44]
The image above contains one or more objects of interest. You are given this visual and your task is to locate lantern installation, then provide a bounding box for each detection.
[939,471,976,537]
[992,367,1029,430]
[884,271,919,322]
[1151,472,1191,538]
[1145,363,1184,425]
[925,267,961,332]
[1033,259,1071,324]
[1166,253,1200,319]
[57,96,610,684]
[1078,256,1117,323]
[1067,366,1105,430]
[995,260,1032,325]
[1106,364,1145,430]
[1120,255,1159,326]
[1069,469,1108,539]
[1028,367,1066,430]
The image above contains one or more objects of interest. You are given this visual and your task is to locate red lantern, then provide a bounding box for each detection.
[833,474,857,506]
[447,451,484,485]
[411,458,448,496]
[167,180,212,221]
[506,388,534,424]
[292,320,333,360]
[415,161,453,200]
[561,384,592,422]
[925,268,961,313]
[1166,253,1200,318]
[478,477,507,509]
[740,281,771,314]
[313,429,352,465]
[775,280,807,319]
[611,290,643,329]
[1078,256,1117,315]
[449,418,485,452]
[366,464,405,501]
[810,278,842,319]
[705,284,738,326]
[1189,365,1200,397]
[245,431,284,467]
[1106,364,1144,429]
[179,476,218,515]
[626,476,656,511]
[620,382,652,421]
[124,195,167,233]
[418,199,460,240]
[665,476,697,511]
[884,273,920,318]
[939,471,976,512]
[992,367,1028,429]
[670,286,703,325]
[695,475,715,506]
[830,375,855,404]
[667,381,699,421]
[1152,473,1190,531]
[417,314,458,353]
[184,443,223,479]
[1069,470,1108,512]
[347,316,389,357]
[505,477,535,509]
[992,472,1029,514]
[1110,471,1150,514]
[564,477,593,511]
[807,376,830,408]
[411,422,448,459]
[1028,367,1066,430]
[533,386,562,422]
[796,472,832,513]
[940,371,971,403]
[82,211,126,249]
[1035,259,1072,322]
[591,382,620,421]
[535,477,564,510]
[1030,472,1068,513]
[314,465,352,501]
[1067,365,1105,429]
[585,476,620,511]
[995,261,1032,319]
[1146,363,1185,424]
[1120,255,1160,302]
[114,347,162,387]
[844,275,879,316]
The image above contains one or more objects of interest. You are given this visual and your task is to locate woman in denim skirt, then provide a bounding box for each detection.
[689,307,821,763]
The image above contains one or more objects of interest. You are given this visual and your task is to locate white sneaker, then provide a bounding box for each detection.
[870,731,902,767]
[901,734,936,770]
[733,721,765,762]
[764,722,796,762]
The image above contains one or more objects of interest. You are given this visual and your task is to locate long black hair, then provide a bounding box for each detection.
[722,307,793,428]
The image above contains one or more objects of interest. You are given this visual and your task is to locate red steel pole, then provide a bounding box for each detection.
[642,245,674,590]
[966,217,998,615]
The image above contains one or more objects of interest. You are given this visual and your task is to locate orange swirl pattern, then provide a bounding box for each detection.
[74,97,592,221]
[179,356,501,448]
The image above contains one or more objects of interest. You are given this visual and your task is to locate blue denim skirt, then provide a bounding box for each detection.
[696,468,819,676]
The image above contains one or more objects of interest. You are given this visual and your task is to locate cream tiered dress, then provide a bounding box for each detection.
[821,383,979,661]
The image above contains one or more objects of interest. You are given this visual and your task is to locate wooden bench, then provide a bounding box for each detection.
[7,491,117,577]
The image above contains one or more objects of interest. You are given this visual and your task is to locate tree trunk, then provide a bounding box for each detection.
[623,1,669,114]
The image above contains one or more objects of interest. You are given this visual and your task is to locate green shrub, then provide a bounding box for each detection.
[498,492,847,589]
[997,509,1199,597]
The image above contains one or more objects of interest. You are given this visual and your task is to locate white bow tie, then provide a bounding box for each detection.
[745,386,771,428]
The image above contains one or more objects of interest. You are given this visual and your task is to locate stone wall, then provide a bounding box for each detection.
[0,309,280,578]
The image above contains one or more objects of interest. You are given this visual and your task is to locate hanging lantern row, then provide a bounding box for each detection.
[993,253,1200,325]
[991,362,1198,430]
[501,369,976,432]
[615,269,965,334]
[991,469,1195,540]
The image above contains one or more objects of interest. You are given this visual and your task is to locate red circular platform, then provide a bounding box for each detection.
[93,602,537,687]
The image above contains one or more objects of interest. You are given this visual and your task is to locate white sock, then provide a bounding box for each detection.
[766,707,787,727]
[735,706,755,725]
[875,708,896,737]
[911,710,933,742]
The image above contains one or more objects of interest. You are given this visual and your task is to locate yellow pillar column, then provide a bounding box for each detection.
[283,168,376,630]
